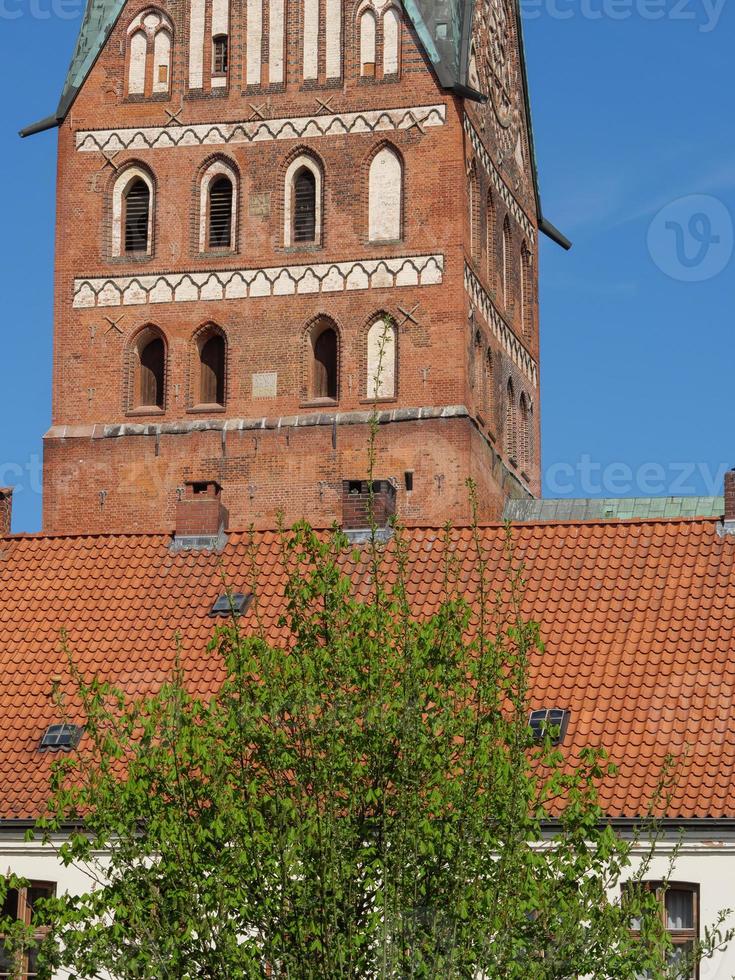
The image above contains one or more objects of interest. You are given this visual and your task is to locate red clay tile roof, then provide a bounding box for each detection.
[1,518,734,822]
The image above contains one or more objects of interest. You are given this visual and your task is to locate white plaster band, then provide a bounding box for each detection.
[73,254,445,309]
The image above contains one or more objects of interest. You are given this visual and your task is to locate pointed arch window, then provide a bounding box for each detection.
[505,378,517,464]
[208,177,233,248]
[520,242,534,341]
[359,8,377,76]
[131,328,166,411]
[519,393,532,473]
[486,190,495,286]
[502,216,512,309]
[368,146,402,243]
[199,160,238,253]
[483,348,494,427]
[113,167,154,257]
[124,180,151,254]
[307,319,339,401]
[469,164,481,265]
[285,156,323,248]
[126,9,173,97]
[198,331,226,406]
[366,317,397,400]
[382,6,400,75]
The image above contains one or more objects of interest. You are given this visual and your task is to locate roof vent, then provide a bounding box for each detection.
[39,724,84,751]
[529,709,570,746]
[210,592,253,618]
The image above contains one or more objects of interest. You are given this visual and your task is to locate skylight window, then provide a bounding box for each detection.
[210,592,253,618]
[529,709,570,746]
[39,724,84,751]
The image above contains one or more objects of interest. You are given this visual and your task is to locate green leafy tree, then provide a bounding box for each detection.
[1,518,731,979]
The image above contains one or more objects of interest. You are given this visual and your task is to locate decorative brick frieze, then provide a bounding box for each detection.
[73,254,445,309]
[75,104,447,154]
[464,115,535,246]
[464,264,538,388]
[45,404,471,442]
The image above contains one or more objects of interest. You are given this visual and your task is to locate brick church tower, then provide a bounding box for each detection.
[23,0,568,534]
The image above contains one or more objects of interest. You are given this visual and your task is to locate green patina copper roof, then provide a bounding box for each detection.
[502,497,725,523]
[58,0,128,118]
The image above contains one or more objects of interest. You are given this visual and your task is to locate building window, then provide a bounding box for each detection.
[307,319,338,401]
[483,348,494,427]
[213,33,228,74]
[359,8,377,76]
[520,242,533,341]
[382,6,400,75]
[208,176,233,248]
[294,168,316,243]
[469,164,481,266]
[366,317,397,399]
[0,881,55,980]
[486,190,495,287]
[627,883,699,978]
[131,328,166,411]
[505,378,517,464]
[198,159,238,253]
[124,179,151,254]
[519,392,531,472]
[368,146,402,243]
[112,167,154,258]
[502,216,512,310]
[198,331,226,406]
[284,156,323,248]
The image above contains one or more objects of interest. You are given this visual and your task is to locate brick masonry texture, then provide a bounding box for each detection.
[45,0,542,532]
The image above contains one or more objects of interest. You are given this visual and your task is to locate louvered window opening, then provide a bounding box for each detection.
[294,168,317,243]
[313,328,337,399]
[213,35,229,74]
[208,177,233,249]
[124,180,150,253]
[200,334,225,405]
[139,337,165,408]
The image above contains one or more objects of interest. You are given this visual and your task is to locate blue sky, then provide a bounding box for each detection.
[0,0,732,531]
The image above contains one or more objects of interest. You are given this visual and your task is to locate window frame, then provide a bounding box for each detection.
[212,33,229,76]
[626,881,700,979]
[283,155,323,249]
[0,881,56,980]
[112,166,155,260]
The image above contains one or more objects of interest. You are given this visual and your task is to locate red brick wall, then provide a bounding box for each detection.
[44,0,540,533]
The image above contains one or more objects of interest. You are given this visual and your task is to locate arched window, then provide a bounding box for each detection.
[486,190,495,285]
[483,349,494,426]
[368,146,402,243]
[124,179,151,254]
[128,30,147,94]
[132,328,166,410]
[520,242,534,341]
[112,167,154,257]
[307,319,339,401]
[198,159,238,252]
[502,216,512,309]
[366,318,397,399]
[505,378,517,463]
[359,8,377,76]
[126,9,173,97]
[294,169,316,242]
[284,156,323,247]
[469,164,481,265]
[519,393,532,472]
[198,331,226,405]
[208,177,233,248]
[382,6,400,75]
